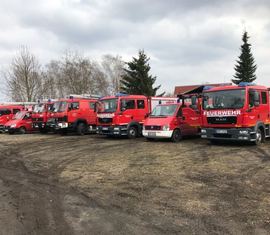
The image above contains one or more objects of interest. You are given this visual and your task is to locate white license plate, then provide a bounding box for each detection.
[103,127,108,130]
[216,129,227,134]
[148,132,156,137]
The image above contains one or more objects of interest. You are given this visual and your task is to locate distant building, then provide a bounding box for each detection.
[174,83,232,96]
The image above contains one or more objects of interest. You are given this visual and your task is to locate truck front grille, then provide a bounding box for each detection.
[98,118,113,124]
[144,125,161,130]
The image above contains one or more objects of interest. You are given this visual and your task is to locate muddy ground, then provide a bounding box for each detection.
[0,134,270,235]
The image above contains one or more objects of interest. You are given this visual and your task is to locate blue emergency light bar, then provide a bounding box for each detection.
[238,82,256,87]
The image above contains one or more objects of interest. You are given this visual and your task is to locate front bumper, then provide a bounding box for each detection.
[201,127,256,141]
[142,130,173,139]
[4,126,17,133]
[97,125,128,136]
[33,122,47,129]
[55,122,69,130]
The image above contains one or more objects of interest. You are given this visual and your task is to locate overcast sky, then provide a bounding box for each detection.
[1,0,270,100]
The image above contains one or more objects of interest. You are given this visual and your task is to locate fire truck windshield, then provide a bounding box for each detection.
[13,111,25,120]
[52,101,67,112]
[151,104,178,117]
[203,89,245,110]
[33,104,45,113]
[98,99,118,113]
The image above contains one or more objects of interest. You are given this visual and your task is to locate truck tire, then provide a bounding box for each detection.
[8,130,15,135]
[171,129,182,142]
[77,123,87,136]
[19,127,26,134]
[128,126,138,139]
[254,129,263,145]
[40,128,48,134]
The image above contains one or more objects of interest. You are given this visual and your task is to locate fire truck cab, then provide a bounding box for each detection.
[48,96,98,135]
[97,94,177,138]
[5,111,33,134]
[32,101,54,133]
[201,83,270,144]
[0,105,24,132]
[142,95,201,142]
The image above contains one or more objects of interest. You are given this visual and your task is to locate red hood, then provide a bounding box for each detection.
[0,116,9,125]
[5,119,20,127]
[144,116,174,126]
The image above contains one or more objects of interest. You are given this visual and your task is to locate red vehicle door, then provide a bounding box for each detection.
[23,112,33,131]
[87,101,97,125]
[176,107,190,135]
[182,107,200,135]
[119,98,137,123]
[247,89,262,127]
[68,101,80,123]
[135,99,148,122]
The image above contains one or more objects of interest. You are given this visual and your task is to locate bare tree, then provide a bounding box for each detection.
[58,51,109,96]
[5,47,43,102]
[102,54,125,94]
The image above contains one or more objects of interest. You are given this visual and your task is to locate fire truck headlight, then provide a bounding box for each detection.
[239,130,248,135]
[162,125,169,131]
[201,129,206,133]
[10,124,16,128]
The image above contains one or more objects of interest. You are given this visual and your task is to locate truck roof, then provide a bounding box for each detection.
[205,85,268,92]
[56,98,97,102]
[100,95,147,100]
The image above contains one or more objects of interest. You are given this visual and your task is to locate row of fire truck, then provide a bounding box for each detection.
[0,82,269,144]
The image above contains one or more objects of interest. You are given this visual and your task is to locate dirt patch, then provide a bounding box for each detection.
[0,134,270,234]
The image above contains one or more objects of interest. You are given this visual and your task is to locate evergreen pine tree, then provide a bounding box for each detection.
[232,31,257,84]
[120,50,164,96]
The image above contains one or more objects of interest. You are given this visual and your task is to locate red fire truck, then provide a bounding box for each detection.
[4,111,34,134]
[0,105,25,133]
[201,83,270,144]
[142,95,201,142]
[48,95,98,135]
[32,101,55,133]
[96,94,178,138]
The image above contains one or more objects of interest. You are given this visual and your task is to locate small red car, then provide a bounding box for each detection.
[143,99,201,142]
[5,111,34,134]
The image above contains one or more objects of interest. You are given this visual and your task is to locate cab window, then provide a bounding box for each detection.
[24,113,31,119]
[261,92,267,104]
[89,102,95,109]
[121,99,135,110]
[249,90,260,107]
[13,109,20,114]
[69,102,79,110]
[137,100,145,109]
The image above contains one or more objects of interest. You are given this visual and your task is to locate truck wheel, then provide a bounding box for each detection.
[171,129,182,142]
[77,123,87,136]
[19,127,26,134]
[40,128,48,134]
[254,129,263,145]
[8,130,15,135]
[128,126,138,139]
